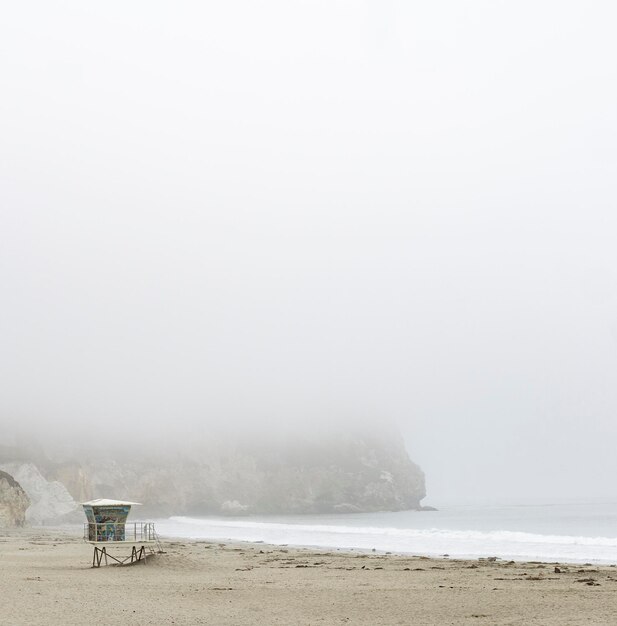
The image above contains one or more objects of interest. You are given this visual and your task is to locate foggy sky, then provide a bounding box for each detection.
[1,1,617,502]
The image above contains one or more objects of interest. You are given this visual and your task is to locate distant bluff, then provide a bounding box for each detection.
[0,429,426,522]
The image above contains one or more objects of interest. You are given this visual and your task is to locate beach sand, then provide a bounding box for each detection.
[1,528,616,625]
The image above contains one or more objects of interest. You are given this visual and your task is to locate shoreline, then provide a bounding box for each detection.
[162,534,617,568]
[2,527,617,625]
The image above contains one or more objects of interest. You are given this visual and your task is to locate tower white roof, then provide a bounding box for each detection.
[82,499,142,507]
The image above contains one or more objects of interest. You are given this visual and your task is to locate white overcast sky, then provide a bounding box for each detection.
[1,1,616,502]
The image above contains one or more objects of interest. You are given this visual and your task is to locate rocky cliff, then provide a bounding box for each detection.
[0,429,426,523]
[76,431,426,517]
[0,470,30,527]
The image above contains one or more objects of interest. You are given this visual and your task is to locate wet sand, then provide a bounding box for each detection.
[1,528,617,625]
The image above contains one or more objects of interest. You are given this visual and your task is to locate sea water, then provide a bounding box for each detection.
[155,499,617,564]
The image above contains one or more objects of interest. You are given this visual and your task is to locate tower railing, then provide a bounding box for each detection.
[84,521,157,543]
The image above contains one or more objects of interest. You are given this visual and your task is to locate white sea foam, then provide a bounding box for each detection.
[156,514,617,564]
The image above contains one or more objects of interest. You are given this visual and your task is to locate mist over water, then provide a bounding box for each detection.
[1,1,617,508]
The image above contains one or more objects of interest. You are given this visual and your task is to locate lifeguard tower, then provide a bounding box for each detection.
[83,499,163,567]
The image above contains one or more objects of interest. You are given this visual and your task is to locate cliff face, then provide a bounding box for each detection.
[72,431,426,517]
[0,430,426,523]
[0,470,30,527]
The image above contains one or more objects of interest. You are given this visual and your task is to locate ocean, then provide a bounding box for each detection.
[155,499,617,564]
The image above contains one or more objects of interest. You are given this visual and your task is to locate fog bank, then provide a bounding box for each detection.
[1,1,617,502]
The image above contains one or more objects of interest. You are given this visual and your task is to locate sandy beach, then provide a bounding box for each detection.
[1,529,616,625]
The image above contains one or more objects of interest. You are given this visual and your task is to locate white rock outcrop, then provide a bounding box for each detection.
[0,463,78,525]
